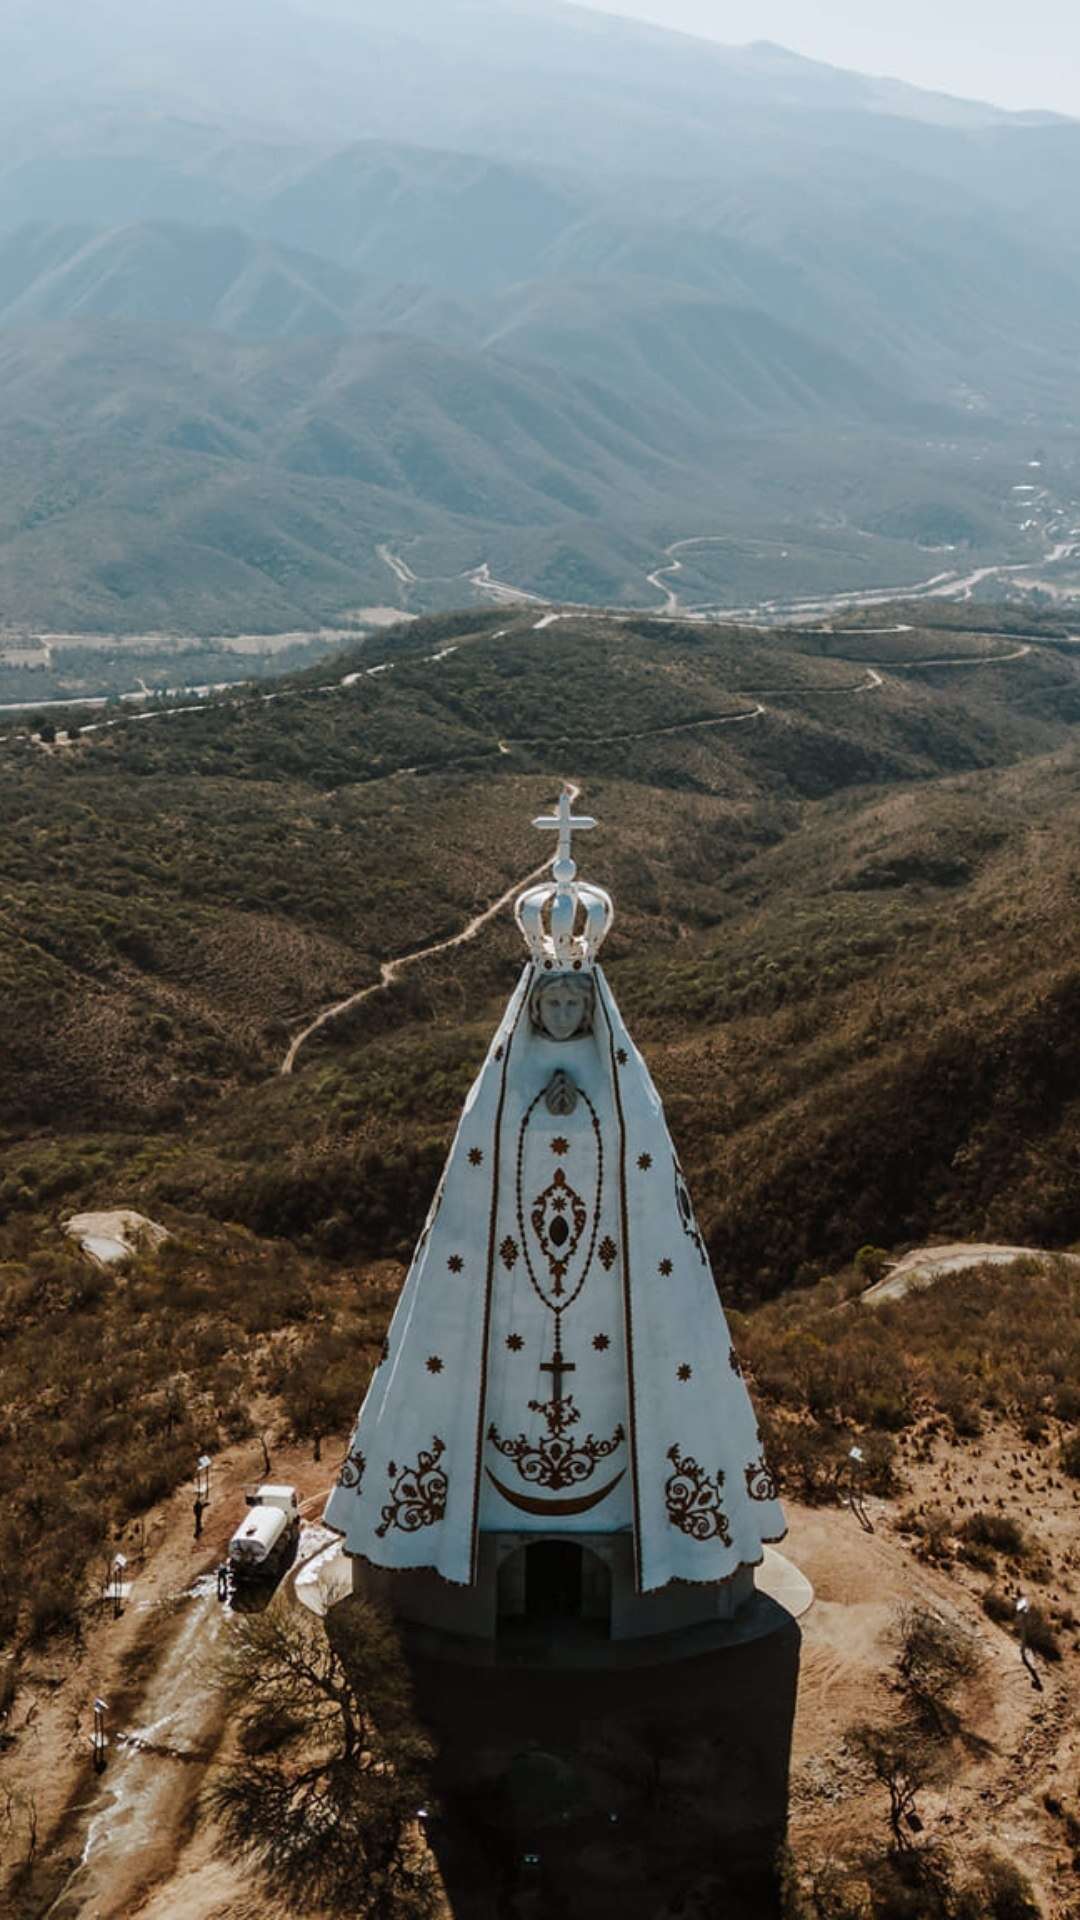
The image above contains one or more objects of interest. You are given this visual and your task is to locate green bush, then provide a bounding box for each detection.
[854,1245,890,1283]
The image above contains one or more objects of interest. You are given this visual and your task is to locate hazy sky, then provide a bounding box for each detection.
[577,1,1080,116]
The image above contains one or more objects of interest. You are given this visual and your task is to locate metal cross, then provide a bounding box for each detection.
[533,789,596,870]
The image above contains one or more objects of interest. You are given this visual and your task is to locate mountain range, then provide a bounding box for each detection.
[0,0,1078,631]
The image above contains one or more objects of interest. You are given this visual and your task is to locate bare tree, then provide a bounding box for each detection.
[207,1596,437,1918]
[893,1605,982,1736]
[847,1721,941,1854]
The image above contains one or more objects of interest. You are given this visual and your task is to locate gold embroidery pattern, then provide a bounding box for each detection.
[665,1444,732,1545]
[489,1395,624,1491]
[375,1437,448,1538]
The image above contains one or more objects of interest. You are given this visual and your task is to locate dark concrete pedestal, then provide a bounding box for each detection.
[405,1593,801,1920]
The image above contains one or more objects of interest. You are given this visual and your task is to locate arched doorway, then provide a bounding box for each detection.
[497,1540,612,1636]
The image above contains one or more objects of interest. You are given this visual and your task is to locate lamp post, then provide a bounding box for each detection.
[111,1553,127,1620]
[1015,1594,1042,1691]
[92,1697,108,1774]
[848,1444,873,1532]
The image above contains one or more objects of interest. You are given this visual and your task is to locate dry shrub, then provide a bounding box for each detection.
[981,1588,1014,1626]
[959,1512,1028,1559]
[894,1606,982,1734]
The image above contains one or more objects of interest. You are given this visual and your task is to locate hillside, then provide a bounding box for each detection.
[0,3,1078,629]
[5,600,1080,1294]
[4,602,1080,1915]
[1,312,1027,635]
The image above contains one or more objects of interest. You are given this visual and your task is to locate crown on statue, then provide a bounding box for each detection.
[515,790,614,969]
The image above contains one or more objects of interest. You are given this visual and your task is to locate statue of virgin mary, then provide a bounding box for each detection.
[325,791,784,1623]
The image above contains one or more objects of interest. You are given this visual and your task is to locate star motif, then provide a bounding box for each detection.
[616,1048,628,1066]
[637,1153,652,1171]
[658,1257,673,1277]
[551,1136,569,1155]
[506,1333,524,1352]
[593,1333,610,1351]
[426,1355,443,1374]
[468,1147,484,1167]
[447,1254,464,1274]
[677,1363,692,1382]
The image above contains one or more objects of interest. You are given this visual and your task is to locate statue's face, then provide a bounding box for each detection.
[534,975,593,1042]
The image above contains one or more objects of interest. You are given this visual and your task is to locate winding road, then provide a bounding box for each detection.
[278,663,891,1074]
[280,784,584,1075]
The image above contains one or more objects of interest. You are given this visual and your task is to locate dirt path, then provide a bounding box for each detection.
[2,1442,337,1920]
[280,853,554,1075]
[786,1434,1079,1918]
[9,1387,1076,1918]
[861,1240,1080,1305]
[278,656,896,1074]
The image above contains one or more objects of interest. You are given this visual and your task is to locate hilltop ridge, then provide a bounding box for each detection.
[4,599,1080,1297]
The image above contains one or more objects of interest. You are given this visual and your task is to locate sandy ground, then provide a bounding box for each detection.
[0,1436,340,1920]
[4,1411,1078,1920]
[788,1421,1080,1917]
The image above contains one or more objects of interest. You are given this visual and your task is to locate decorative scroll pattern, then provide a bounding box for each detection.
[745,1455,780,1502]
[337,1444,367,1491]
[375,1437,448,1538]
[489,1394,624,1492]
[665,1444,732,1544]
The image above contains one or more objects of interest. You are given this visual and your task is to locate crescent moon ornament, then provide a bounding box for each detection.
[485,1466,626,1517]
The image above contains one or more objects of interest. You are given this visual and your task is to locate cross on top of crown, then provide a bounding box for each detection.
[533,788,596,883]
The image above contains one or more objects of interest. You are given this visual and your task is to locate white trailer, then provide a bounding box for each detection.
[227,1484,300,1583]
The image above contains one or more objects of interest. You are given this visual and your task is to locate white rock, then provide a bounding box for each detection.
[65,1210,169,1266]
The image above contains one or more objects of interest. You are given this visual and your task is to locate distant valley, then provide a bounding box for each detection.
[0,0,1079,637]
